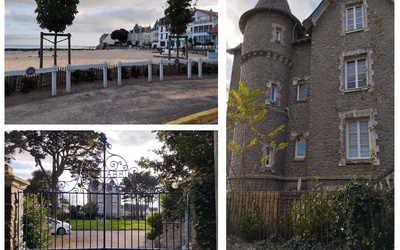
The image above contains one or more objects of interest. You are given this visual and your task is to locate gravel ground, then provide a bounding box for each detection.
[5,76,217,124]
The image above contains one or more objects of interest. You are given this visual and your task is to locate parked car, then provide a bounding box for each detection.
[47,218,71,235]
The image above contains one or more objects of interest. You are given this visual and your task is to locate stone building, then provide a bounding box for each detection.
[227,0,394,191]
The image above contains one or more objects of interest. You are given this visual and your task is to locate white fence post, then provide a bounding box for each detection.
[51,65,57,96]
[198,58,203,78]
[160,59,164,82]
[148,60,152,83]
[117,61,122,86]
[188,58,192,79]
[103,62,108,88]
[66,64,71,93]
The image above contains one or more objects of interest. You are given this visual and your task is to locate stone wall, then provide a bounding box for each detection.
[5,164,30,250]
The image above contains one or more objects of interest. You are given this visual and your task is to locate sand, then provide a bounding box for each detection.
[4,48,209,71]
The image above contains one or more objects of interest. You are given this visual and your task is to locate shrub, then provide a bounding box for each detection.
[146,212,163,239]
[5,81,15,96]
[71,70,83,83]
[23,193,54,249]
[20,76,37,93]
[130,66,139,78]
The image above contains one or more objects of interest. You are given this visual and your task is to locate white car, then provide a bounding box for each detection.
[47,218,72,235]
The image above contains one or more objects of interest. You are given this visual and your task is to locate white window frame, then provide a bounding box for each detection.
[265,79,282,106]
[295,138,306,159]
[339,48,373,94]
[346,120,370,159]
[112,204,117,212]
[338,108,379,166]
[346,5,363,31]
[345,58,367,89]
[340,0,369,36]
[98,204,103,211]
[297,82,307,101]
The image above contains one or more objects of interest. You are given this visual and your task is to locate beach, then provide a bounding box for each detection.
[4,48,209,71]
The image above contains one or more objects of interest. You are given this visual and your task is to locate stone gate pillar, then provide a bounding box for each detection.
[5,164,30,250]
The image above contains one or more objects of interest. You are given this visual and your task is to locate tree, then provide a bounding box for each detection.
[5,131,106,215]
[34,0,79,65]
[111,29,129,44]
[25,169,52,193]
[164,0,197,57]
[227,81,288,191]
[137,131,216,250]
[164,0,197,36]
[83,201,98,220]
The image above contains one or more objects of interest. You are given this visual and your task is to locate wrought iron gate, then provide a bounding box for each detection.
[17,137,191,250]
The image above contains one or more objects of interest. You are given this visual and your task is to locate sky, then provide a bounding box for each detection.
[6,130,165,181]
[226,0,324,90]
[4,0,218,47]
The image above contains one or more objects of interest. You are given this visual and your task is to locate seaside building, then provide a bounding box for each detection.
[128,24,152,46]
[187,9,218,45]
[227,0,394,191]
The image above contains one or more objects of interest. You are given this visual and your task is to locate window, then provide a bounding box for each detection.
[346,6,363,31]
[112,195,117,203]
[264,148,272,167]
[275,31,281,42]
[270,85,276,101]
[347,120,370,158]
[98,195,103,202]
[346,58,366,89]
[297,83,307,100]
[295,138,306,158]
[112,204,117,212]
[98,204,103,211]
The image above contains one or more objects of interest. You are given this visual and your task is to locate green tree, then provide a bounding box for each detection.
[111,29,129,44]
[25,169,52,193]
[137,131,216,250]
[5,131,105,215]
[24,193,54,249]
[164,0,196,36]
[227,81,287,190]
[34,0,79,65]
[121,171,158,203]
[83,201,98,220]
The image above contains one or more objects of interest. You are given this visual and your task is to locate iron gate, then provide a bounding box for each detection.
[19,190,190,250]
[17,136,191,250]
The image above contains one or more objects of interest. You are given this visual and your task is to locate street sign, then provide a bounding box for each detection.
[26,66,36,76]
[174,58,180,65]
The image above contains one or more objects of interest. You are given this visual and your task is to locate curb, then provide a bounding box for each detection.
[165,108,218,124]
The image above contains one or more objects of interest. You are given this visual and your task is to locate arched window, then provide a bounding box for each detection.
[295,137,306,158]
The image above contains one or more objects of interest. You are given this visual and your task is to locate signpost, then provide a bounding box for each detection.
[174,58,180,65]
[26,66,36,76]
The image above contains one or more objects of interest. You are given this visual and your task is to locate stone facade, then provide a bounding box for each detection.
[227,0,394,191]
[5,164,30,250]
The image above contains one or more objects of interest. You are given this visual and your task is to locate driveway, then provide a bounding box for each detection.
[55,230,153,249]
[5,77,218,124]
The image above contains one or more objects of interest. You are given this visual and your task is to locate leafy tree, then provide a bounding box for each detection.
[24,193,54,249]
[137,131,216,250]
[164,0,197,57]
[34,0,79,65]
[5,131,106,215]
[111,29,129,44]
[83,201,98,220]
[227,81,287,191]
[25,169,52,193]
[121,171,158,204]
[164,0,197,36]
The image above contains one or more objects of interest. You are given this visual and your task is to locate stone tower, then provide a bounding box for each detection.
[228,0,304,191]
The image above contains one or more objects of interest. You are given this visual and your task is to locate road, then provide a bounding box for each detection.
[5,77,218,124]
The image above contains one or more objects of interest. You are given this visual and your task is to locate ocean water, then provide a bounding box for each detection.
[5,44,92,50]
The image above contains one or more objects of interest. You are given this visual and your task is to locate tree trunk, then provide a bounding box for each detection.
[54,32,58,66]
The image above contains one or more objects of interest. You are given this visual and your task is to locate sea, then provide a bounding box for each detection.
[5,44,94,50]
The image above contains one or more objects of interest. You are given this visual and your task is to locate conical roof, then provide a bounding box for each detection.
[239,0,299,34]
[254,0,291,14]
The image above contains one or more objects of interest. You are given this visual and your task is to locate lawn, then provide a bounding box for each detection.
[68,219,149,230]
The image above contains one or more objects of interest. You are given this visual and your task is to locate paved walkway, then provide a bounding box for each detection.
[5,77,217,124]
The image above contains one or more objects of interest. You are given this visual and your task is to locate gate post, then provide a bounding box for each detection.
[5,164,30,250]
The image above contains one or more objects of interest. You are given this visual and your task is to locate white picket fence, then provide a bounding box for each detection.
[5,58,218,96]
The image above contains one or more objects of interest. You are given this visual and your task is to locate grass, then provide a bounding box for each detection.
[68,219,149,230]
